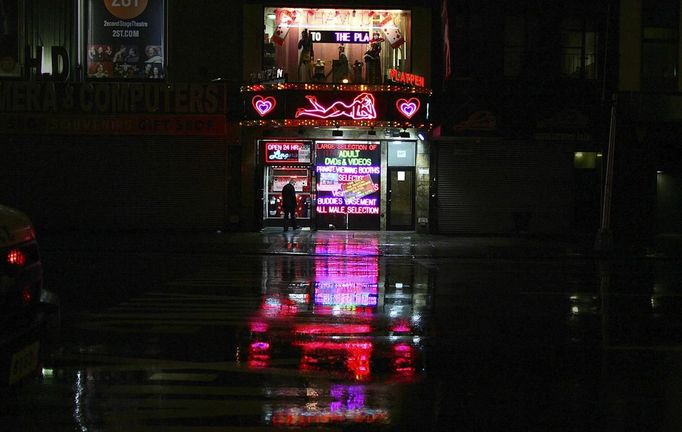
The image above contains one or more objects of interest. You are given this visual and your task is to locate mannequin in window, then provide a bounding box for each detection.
[298,29,314,82]
[331,43,350,82]
[364,31,384,84]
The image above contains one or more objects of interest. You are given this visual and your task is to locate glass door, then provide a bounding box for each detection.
[264,167,312,223]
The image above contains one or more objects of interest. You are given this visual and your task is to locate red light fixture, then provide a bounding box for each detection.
[7,249,26,266]
[22,286,32,305]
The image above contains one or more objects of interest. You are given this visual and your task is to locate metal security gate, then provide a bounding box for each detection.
[435,140,574,235]
[1,135,227,231]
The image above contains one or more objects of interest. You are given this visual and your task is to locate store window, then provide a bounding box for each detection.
[263,7,410,84]
[504,16,525,77]
[388,141,415,166]
[560,17,597,79]
[262,141,313,222]
[573,152,598,169]
[265,167,312,220]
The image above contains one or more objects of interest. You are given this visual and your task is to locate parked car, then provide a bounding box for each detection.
[0,204,59,387]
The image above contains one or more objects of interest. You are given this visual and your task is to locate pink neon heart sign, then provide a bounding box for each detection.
[252,95,276,117]
[396,98,421,119]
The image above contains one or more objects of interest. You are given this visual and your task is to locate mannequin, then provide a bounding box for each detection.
[297,29,314,82]
[363,31,384,84]
[331,44,350,82]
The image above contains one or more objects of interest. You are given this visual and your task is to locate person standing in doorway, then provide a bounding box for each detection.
[282,178,298,231]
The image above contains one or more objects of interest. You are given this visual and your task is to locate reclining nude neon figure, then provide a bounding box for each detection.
[295,93,377,120]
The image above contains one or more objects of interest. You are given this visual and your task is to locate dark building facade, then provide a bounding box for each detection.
[0,0,435,233]
[433,0,682,252]
[614,0,682,252]
[0,0,244,232]
[2,0,679,246]
[433,0,612,238]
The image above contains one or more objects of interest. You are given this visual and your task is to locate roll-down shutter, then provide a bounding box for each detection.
[436,140,574,234]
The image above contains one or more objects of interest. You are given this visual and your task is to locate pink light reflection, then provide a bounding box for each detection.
[248,340,271,369]
[250,321,268,333]
[296,340,373,380]
[391,320,412,333]
[294,323,371,335]
[392,343,416,376]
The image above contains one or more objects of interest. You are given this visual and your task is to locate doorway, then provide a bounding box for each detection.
[387,167,415,230]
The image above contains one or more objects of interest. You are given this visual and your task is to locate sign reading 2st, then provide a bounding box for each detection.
[104,0,149,19]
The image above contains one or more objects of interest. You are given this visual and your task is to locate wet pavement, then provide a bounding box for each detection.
[2,230,682,431]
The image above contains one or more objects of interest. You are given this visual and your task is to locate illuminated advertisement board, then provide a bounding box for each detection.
[87,0,165,80]
[244,90,428,124]
[263,141,311,165]
[307,31,371,44]
[315,141,380,230]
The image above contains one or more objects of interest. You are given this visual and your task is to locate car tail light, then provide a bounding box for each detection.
[7,248,27,266]
[22,286,32,305]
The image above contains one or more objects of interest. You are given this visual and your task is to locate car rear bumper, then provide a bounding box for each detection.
[0,290,60,387]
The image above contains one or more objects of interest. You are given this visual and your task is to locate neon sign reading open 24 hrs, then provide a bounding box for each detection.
[296,93,377,120]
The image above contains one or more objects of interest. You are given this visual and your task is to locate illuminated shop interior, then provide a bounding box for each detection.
[263,7,411,84]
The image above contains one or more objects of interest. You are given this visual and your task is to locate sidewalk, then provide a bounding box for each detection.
[38,228,682,259]
[35,228,587,259]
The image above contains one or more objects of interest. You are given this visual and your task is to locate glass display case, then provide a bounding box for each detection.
[264,167,312,220]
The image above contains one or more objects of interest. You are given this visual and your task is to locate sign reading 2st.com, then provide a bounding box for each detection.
[87,0,165,80]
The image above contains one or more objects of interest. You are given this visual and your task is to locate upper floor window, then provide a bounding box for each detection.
[560,17,597,79]
[262,7,411,84]
[504,15,525,77]
[641,0,679,91]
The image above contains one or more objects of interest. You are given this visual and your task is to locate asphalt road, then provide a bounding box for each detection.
[2,231,681,431]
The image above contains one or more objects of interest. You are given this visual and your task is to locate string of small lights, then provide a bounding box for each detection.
[241,83,432,96]
[240,119,432,129]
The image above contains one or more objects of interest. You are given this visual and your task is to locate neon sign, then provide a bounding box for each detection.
[315,142,381,221]
[252,95,276,116]
[307,30,370,44]
[295,93,376,120]
[387,69,425,87]
[263,141,310,164]
[396,97,421,119]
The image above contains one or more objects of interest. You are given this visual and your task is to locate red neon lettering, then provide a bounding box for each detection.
[295,93,377,120]
[388,69,425,87]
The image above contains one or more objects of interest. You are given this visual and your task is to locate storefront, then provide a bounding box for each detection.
[242,86,431,231]
[0,81,238,231]
[240,6,432,232]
